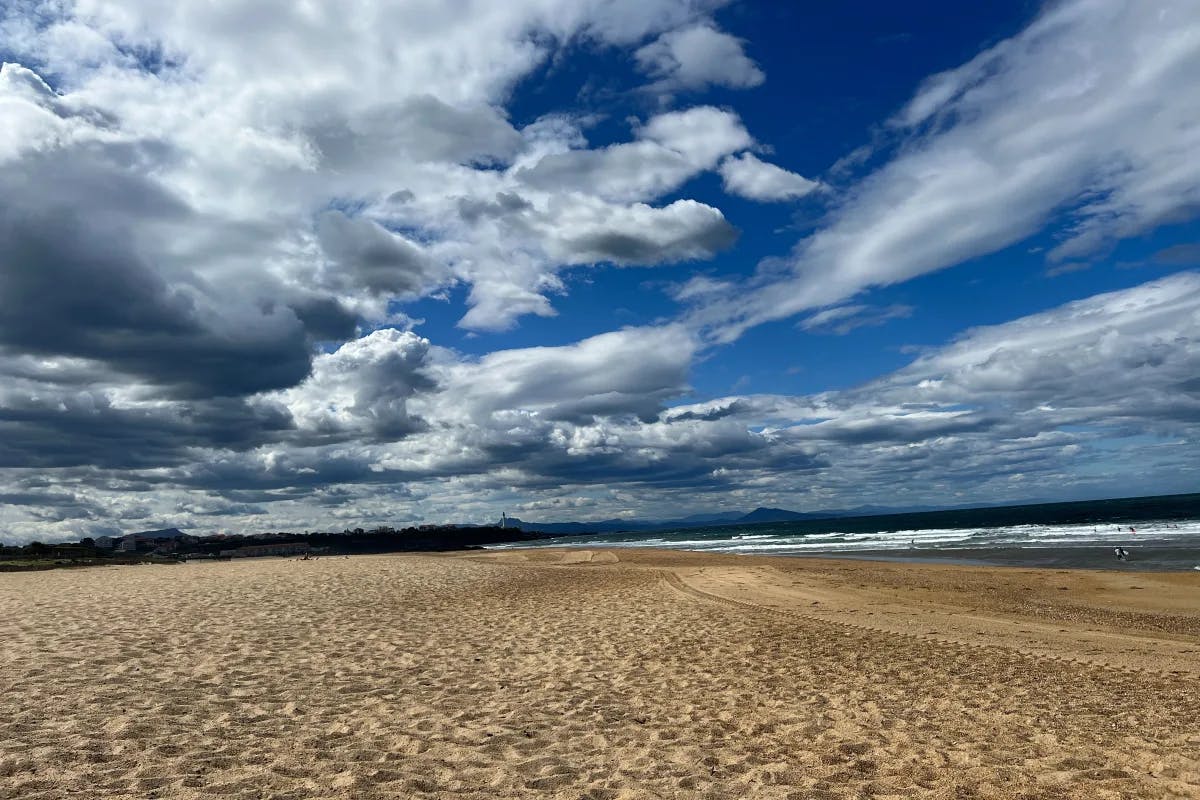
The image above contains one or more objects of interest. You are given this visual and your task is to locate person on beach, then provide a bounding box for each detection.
[1114,546,1129,561]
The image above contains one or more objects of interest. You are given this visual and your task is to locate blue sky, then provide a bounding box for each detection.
[0,0,1198,542]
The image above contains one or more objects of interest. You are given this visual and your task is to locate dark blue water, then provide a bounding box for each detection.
[491,493,1200,571]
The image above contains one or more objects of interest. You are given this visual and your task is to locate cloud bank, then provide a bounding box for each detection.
[4,273,1198,542]
[1,0,1198,542]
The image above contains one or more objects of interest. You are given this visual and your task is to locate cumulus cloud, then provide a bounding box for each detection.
[516,106,752,203]
[866,273,1200,428]
[0,355,293,470]
[10,275,1198,543]
[635,23,764,91]
[274,329,436,441]
[1,0,787,540]
[0,146,318,397]
[693,0,1200,340]
[0,1,765,343]
[718,152,821,201]
[669,272,1200,495]
[307,96,524,169]
[555,199,737,266]
[639,106,755,168]
[315,210,435,295]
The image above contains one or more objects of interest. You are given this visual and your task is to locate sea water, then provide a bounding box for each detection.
[488,493,1200,571]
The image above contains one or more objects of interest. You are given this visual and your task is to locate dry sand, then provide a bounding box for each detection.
[1,549,1198,799]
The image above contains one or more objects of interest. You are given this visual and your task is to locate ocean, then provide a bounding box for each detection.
[490,493,1200,571]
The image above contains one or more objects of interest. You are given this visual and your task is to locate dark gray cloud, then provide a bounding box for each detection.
[0,490,104,522]
[457,191,533,224]
[0,392,293,469]
[288,296,360,342]
[316,210,436,295]
[566,218,737,265]
[309,95,523,168]
[0,148,319,397]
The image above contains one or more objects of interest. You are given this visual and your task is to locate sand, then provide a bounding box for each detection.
[1,550,1198,799]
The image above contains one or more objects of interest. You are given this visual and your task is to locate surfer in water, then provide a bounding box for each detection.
[1114,546,1130,561]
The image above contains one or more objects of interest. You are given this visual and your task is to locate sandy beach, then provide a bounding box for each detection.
[2,550,1198,799]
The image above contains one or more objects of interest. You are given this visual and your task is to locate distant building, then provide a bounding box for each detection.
[117,536,139,552]
[94,536,115,549]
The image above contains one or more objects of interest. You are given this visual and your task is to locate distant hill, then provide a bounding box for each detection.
[499,503,953,535]
[737,507,814,523]
[129,528,188,540]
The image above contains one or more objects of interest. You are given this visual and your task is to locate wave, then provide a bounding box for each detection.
[489,517,1200,557]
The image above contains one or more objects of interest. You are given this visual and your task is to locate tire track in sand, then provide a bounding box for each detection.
[661,567,1200,678]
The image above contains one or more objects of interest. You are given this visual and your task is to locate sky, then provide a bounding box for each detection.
[1,0,1199,543]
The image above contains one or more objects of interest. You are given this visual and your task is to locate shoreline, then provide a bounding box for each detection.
[493,538,1200,572]
[780,542,1200,571]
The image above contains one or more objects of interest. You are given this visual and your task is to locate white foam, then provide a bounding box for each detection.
[491,515,1200,560]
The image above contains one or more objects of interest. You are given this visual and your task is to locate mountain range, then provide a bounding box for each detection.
[121,506,954,541]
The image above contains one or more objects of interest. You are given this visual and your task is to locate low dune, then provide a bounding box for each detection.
[1,550,1198,798]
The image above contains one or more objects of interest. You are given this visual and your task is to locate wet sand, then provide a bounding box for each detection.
[1,549,1198,798]
[803,542,1200,572]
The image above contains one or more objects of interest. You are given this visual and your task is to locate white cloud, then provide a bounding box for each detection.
[669,272,1200,495]
[693,0,1200,341]
[639,105,753,169]
[718,152,821,201]
[635,22,764,91]
[550,198,737,267]
[1,2,764,339]
[800,303,912,335]
[274,328,435,440]
[431,324,698,423]
[873,272,1200,419]
[516,106,752,203]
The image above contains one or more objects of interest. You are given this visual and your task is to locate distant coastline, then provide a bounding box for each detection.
[0,525,544,571]
[4,492,1198,572]
[490,492,1200,572]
